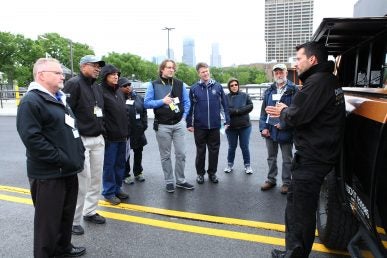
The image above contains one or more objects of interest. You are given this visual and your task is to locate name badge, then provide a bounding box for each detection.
[65,114,75,128]
[94,106,103,117]
[72,129,80,138]
[169,103,176,111]
[126,99,134,105]
[272,94,281,101]
[173,97,180,104]
[136,114,141,119]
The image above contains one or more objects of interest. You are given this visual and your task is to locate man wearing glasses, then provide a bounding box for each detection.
[17,58,86,257]
[63,55,106,235]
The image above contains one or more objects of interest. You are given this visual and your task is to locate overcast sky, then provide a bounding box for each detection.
[1,0,357,66]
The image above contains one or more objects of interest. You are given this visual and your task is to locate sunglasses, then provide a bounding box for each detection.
[230,83,238,87]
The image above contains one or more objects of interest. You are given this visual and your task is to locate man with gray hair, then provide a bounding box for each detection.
[17,58,86,257]
[64,55,106,235]
[259,64,297,194]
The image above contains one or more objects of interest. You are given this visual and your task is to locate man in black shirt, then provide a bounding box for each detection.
[64,55,106,235]
[267,42,346,258]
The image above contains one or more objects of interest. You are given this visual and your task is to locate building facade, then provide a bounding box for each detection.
[182,38,196,67]
[354,0,387,17]
[265,0,314,63]
[210,43,222,68]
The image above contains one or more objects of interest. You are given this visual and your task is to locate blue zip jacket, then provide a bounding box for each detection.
[259,81,297,143]
[187,79,230,129]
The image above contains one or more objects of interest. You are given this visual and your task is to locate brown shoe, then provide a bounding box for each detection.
[261,181,276,191]
[280,184,289,194]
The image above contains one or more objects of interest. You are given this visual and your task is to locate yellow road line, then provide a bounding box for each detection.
[98,200,285,232]
[2,185,386,237]
[0,185,285,232]
[0,193,349,256]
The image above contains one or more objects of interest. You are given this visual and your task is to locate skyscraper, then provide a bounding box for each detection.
[182,38,196,67]
[265,0,314,63]
[210,43,222,68]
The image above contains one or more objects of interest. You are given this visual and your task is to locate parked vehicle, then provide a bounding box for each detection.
[312,17,387,257]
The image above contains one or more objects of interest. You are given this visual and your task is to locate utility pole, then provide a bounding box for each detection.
[69,39,74,77]
[162,27,175,59]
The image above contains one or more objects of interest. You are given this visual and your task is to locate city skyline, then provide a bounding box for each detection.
[0,0,357,66]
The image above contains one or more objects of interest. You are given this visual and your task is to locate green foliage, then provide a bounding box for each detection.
[0,31,267,87]
[175,63,197,85]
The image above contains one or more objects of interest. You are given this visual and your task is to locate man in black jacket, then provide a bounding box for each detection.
[63,55,107,235]
[267,42,346,258]
[17,58,86,257]
[100,64,129,205]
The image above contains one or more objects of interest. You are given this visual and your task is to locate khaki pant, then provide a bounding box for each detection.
[73,135,105,225]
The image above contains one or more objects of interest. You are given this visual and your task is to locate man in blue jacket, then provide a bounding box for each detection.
[259,64,297,194]
[187,62,230,184]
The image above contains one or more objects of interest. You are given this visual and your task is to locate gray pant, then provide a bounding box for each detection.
[265,138,292,185]
[156,120,186,184]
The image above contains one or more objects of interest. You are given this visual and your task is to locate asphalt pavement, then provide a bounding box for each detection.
[0,103,348,258]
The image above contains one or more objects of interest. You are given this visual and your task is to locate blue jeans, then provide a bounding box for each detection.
[226,126,252,166]
[102,140,126,198]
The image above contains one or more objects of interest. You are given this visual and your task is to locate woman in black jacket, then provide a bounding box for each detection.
[118,77,148,184]
[224,78,254,174]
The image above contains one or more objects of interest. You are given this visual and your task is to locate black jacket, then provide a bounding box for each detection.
[63,72,105,137]
[280,61,345,164]
[226,91,253,129]
[124,91,148,149]
[100,65,128,141]
[16,89,85,179]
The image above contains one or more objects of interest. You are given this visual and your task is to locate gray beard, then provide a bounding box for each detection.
[275,78,286,85]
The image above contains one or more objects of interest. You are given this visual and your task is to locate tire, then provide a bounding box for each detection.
[317,171,359,250]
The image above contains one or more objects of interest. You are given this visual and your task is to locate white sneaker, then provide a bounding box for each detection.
[124,176,134,184]
[245,166,253,174]
[224,165,233,173]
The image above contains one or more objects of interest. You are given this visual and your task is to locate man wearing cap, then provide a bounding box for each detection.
[259,63,297,194]
[63,55,106,235]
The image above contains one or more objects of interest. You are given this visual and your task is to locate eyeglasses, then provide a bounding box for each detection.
[230,83,238,87]
[40,71,64,76]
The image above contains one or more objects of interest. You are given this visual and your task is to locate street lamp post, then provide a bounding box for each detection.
[69,39,74,77]
[162,27,175,59]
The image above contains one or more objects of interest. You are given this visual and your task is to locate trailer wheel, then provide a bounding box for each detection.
[317,171,359,250]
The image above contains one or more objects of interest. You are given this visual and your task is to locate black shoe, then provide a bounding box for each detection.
[209,174,219,183]
[176,182,195,190]
[71,225,84,235]
[104,196,121,205]
[83,213,106,224]
[63,245,86,257]
[196,175,204,184]
[271,247,304,258]
[166,183,175,193]
[271,249,286,258]
[116,190,129,200]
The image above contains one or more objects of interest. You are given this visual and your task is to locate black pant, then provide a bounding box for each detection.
[29,175,78,258]
[193,128,220,175]
[285,154,333,257]
[124,147,143,177]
